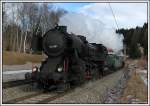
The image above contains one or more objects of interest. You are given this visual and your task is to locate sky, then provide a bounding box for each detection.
[52,2,147,29]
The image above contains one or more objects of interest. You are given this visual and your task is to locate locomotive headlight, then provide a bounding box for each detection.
[32,67,38,72]
[57,67,63,72]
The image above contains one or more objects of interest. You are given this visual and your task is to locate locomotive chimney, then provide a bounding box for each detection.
[58,26,67,32]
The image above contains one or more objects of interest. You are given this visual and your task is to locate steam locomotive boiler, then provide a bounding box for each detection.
[25,25,108,91]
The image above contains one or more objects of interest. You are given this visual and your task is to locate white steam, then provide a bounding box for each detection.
[58,13,124,52]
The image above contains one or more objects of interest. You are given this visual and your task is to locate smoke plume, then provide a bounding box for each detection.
[58,13,124,53]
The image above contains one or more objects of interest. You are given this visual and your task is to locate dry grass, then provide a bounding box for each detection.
[3,51,44,65]
[120,70,148,103]
[137,58,148,69]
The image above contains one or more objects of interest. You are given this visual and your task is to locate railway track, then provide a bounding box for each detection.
[2,69,113,89]
[3,68,125,104]
[37,89,73,104]
[3,91,44,104]
[4,89,73,104]
[3,79,34,89]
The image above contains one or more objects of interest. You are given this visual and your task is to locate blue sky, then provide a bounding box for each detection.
[51,2,147,29]
[52,3,91,12]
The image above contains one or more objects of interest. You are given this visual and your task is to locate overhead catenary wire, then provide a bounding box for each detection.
[108,3,119,29]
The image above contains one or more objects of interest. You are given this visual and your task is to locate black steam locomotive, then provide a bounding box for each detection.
[25,25,108,91]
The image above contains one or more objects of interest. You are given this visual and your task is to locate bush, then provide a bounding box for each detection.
[129,44,141,59]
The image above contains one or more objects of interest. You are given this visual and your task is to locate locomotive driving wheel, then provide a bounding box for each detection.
[56,82,70,92]
[98,68,104,78]
[70,64,85,86]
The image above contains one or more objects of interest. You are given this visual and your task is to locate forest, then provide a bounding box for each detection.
[116,23,148,59]
[2,3,67,53]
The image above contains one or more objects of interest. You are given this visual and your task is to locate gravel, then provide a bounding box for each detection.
[104,69,129,103]
[2,84,40,103]
[48,69,126,104]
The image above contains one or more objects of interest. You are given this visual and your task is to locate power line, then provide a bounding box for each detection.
[108,3,119,29]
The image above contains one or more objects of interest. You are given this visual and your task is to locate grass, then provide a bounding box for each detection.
[137,58,148,69]
[120,70,148,103]
[3,51,44,65]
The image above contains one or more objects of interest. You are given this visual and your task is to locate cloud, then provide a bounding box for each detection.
[58,3,147,52]
[59,13,124,52]
[79,3,147,29]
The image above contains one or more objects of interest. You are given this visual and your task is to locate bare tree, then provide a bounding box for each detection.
[3,3,67,53]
